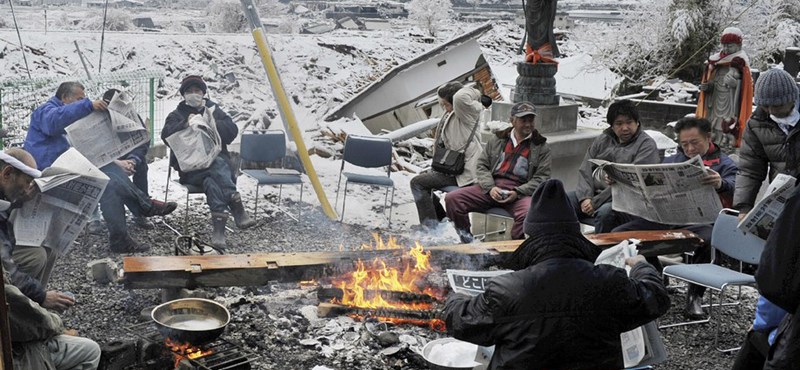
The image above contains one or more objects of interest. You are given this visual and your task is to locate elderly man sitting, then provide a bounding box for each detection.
[444,101,551,242]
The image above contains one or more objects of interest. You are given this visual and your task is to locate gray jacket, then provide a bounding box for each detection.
[734,106,800,212]
[4,272,63,370]
[575,127,660,207]
[435,87,484,187]
[476,130,551,196]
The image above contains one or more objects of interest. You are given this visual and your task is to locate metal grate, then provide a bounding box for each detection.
[125,321,259,370]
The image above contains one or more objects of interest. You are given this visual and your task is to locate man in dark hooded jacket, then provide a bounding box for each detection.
[443,179,670,370]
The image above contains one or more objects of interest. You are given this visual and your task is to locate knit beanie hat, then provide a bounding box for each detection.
[720,27,743,45]
[523,179,580,237]
[754,68,799,107]
[179,75,207,95]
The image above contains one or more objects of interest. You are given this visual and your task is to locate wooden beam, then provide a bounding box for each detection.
[123,230,701,289]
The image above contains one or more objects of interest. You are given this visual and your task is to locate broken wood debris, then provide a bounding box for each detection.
[316,287,439,304]
[316,302,439,322]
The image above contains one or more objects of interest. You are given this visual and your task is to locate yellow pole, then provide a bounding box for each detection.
[239,0,338,220]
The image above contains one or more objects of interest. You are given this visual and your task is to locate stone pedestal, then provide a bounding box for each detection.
[514,62,560,105]
[490,101,579,134]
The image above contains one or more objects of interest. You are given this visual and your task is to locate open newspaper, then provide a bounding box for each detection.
[591,156,721,224]
[164,106,221,172]
[737,174,797,240]
[65,90,150,168]
[10,149,109,255]
[445,240,667,368]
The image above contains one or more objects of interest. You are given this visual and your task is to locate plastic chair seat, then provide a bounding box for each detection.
[663,264,756,290]
[343,172,394,187]
[485,207,513,219]
[242,169,303,185]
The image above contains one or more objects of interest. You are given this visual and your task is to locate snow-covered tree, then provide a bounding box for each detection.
[208,0,248,33]
[740,0,800,69]
[408,0,452,37]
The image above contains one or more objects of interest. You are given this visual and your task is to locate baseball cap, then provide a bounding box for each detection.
[511,101,537,117]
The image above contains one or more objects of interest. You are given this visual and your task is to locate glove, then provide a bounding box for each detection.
[480,94,493,108]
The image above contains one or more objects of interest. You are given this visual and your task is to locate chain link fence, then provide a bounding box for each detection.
[0,70,166,149]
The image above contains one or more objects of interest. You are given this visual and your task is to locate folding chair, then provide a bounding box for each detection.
[335,135,395,227]
[438,186,512,241]
[239,131,304,221]
[659,209,765,352]
[164,164,205,232]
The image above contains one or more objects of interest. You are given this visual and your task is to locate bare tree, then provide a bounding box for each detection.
[408,0,452,37]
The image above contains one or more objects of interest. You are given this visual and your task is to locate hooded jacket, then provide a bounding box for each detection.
[161,99,238,177]
[443,234,670,370]
[575,126,660,207]
[734,105,800,213]
[475,129,551,196]
[756,184,800,368]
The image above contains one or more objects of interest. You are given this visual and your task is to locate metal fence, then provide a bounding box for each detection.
[0,70,166,149]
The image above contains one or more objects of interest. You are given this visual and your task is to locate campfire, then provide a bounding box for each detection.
[165,338,214,367]
[319,235,446,331]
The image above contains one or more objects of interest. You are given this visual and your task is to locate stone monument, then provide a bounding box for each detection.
[515,0,560,106]
[696,27,753,148]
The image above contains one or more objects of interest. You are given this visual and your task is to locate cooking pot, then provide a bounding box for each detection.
[151,298,230,345]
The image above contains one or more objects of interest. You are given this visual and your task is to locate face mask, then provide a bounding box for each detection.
[184,93,204,108]
[771,105,800,128]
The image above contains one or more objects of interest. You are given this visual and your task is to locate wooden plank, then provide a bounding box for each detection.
[123,230,701,289]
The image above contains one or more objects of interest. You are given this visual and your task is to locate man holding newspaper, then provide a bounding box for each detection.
[611,117,737,320]
[24,82,178,253]
[443,179,669,369]
[162,75,256,252]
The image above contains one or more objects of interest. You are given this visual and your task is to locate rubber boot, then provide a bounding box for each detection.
[229,192,256,229]
[210,212,228,252]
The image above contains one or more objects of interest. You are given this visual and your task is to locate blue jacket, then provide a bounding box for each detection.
[664,143,737,208]
[24,96,94,170]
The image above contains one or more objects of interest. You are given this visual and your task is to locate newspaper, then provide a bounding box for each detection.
[445,240,650,368]
[164,106,221,172]
[66,90,150,168]
[11,149,109,255]
[737,174,797,240]
[591,155,722,225]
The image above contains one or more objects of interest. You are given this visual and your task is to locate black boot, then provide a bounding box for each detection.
[684,285,706,320]
[229,192,256,229]
[210,212,228,252]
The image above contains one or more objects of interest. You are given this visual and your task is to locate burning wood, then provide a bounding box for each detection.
[317,287,439,304]
[317,302,445,331]
[165,338,214,368]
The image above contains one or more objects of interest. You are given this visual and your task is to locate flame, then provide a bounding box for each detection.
[330,235,444,330]
[165,338,213,367]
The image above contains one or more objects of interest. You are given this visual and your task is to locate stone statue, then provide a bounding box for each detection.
[515,0,560,105]
[524,0,560,63]
[696,27,753,148]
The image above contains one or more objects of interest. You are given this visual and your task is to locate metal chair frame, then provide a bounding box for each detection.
[334,135,395,227]
[164,154,233,234]
[659,209,765,352]
[239,131,304,221]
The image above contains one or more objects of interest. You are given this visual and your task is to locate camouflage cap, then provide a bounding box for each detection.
[511,101,537,117]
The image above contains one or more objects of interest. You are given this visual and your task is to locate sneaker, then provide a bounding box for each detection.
[109,235,151,254]
[133,216,155,229]
[143,199,178,217]
[86,220,106,235]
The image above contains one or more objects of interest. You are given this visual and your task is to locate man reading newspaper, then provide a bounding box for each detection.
[612,117,737,320]
[442,179,669,370]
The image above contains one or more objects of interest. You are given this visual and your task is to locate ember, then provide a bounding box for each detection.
[328,235,445,330]
[165,338,214,367]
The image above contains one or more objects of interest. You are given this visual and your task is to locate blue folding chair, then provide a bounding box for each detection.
[239,131,304,221]
[335,135,395,227]
[164,154,208,233]
[660,209,765,351]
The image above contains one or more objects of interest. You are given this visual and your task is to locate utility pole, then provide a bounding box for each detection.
[239,0,338,220]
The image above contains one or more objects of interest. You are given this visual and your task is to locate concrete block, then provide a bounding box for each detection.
[87,258,119,284]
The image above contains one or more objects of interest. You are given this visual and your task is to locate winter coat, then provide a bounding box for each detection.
[121,114,150,166]
[434,87,484,187]
[23,96,94,170]
[756,184,800,368]
[575,127,660,208]
[475,130,551,196]
[734,105,800,213]
[161,99,238,178]
[664,143,737,208]
[0,210,45,304]
[443,234,670,370]
[3,272,63,370]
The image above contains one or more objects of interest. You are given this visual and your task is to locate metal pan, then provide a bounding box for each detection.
[151,298,230,345]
